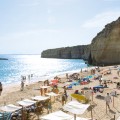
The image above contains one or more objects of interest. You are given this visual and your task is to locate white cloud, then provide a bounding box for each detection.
[82,11,120,29]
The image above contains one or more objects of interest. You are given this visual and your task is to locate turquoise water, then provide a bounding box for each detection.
[0,55,87,85]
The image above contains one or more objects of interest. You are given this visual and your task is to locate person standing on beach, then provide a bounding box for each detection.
[21,79,25,91]
[117,68,120,76]
[99,77,102,85]
[40,88,43,96]
[46,80,49,86]
[28,75,31,84]
[0,82,3,96]
[80,68,82,73]
[66,73,68,79]
[105,93,112,110]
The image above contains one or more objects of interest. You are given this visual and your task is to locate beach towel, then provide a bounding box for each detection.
[67,85,72,89]
[71,94,88,103]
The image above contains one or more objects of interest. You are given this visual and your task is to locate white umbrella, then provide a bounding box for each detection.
[40,110,73,120]
[40,110,92,120]
[63,101,90,120]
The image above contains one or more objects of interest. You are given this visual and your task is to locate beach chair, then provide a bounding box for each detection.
[0,112,12,120]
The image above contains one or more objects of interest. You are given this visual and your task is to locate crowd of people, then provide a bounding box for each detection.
[1,65,120,120]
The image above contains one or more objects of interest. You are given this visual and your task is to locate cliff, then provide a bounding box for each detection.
[41,45,90,60]
[91,17,120,65]
[41,17,120,66]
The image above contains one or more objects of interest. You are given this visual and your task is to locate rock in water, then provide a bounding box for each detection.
[0,58,8,60]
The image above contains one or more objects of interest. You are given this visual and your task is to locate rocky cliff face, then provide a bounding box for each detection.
[41,45,90,60]
[91,17,120,65]
[41,17,120,65]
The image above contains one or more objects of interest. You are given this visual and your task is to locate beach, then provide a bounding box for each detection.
[0,65,120,120]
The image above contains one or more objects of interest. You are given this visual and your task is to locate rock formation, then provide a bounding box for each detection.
[0,58,8,60]
[41,45,90,60]
[41,17,120,66]
[91,17,120,65]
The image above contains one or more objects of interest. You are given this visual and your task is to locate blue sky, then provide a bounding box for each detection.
[0,0,120,54]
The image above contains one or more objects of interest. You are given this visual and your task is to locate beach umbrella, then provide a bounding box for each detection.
[40,110,91,120]
[50,82,58,86]
[40,110,73,120]
[50,79,59,86]
[63,101,90,120]
[51,79,58,83]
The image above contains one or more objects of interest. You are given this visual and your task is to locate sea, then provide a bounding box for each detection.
[0,55,88,85]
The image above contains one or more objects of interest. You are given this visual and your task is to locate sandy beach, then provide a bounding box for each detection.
[0,65,120,120]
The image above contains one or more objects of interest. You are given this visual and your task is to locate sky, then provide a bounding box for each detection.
[0,0,120,54]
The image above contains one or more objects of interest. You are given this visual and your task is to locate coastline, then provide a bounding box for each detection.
[0,65,93,103]
[0,55,87,85]
[1,65,94,95]
[1,65,120,119]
